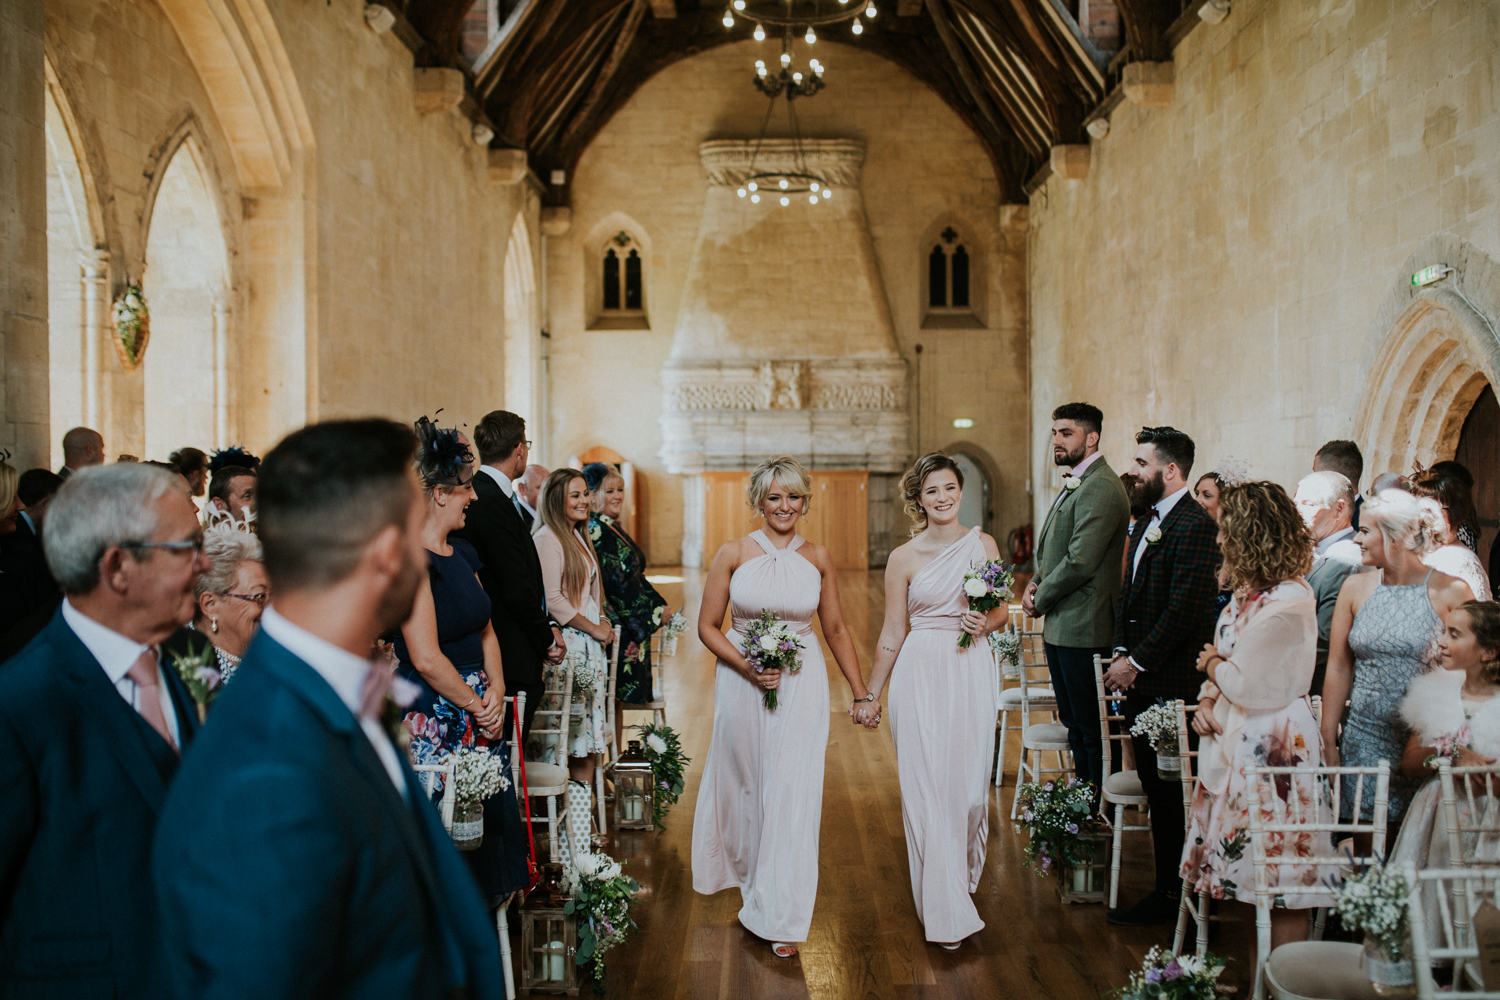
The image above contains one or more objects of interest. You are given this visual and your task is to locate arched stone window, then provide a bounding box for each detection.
[588,229,649,330]
[922,225,982,328]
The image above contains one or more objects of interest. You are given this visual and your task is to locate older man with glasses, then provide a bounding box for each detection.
[0,462,211,998]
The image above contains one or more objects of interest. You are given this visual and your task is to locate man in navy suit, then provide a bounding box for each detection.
[154,419,502,1000]
[0,463,209,998]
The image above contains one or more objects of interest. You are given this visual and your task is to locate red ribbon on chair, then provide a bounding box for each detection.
[515,702,541,894]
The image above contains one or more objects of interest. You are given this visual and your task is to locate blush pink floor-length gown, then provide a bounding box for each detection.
[888,527,998,943]
[691,530,830,943]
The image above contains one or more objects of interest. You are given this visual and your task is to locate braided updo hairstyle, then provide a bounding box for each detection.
[899,452,965,535]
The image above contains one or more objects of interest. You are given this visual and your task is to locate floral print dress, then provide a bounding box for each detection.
[589,513,667,706]
[1179,583,1338,908]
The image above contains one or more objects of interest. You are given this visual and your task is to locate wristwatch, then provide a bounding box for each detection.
[853,693,877,703]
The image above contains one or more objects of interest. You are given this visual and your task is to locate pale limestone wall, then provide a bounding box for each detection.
[32,0,525,464]
[2,0,51,469]
[1029,0,1500,527]
[553,39,1030,565]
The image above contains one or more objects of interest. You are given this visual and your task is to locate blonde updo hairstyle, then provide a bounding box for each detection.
[1361,488,1446,557]
[745,456,813,517]
[900,452,965,535]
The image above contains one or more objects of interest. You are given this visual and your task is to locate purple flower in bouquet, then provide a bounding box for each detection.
[1145,968,1162,984]
[1065,823,1078,834]
[958,558,1014,649]
[1162,960,1182,981]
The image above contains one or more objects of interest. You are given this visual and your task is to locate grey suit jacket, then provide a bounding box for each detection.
[1032,455,1131,648]
[1307,532,1368,663]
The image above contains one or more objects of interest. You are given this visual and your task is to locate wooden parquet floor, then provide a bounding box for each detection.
[594,568,1257,999]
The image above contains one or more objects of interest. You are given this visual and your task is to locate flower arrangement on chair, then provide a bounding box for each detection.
[1113,945,1228,999]
[1329,856,1412,994]
[1130,702,1182,780]
[632,723,690,828]
[1014,777,1105,877]
[562,853,640,988]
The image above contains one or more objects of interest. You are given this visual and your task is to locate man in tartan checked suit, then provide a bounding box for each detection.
[1104,426,1222,927]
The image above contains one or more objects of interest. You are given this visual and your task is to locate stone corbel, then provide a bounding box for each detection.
[413,67,465,115]
[1049,144,1090,180]
[540,207,572,236]
[488,149,528,185]
[1123,62,1174,106]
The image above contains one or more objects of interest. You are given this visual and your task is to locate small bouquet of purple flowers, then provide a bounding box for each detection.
[958,558,1013,649]
[740,609,804,710]
[1113,946,1228,998]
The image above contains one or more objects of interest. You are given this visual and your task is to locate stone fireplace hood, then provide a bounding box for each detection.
[659,139,911,476]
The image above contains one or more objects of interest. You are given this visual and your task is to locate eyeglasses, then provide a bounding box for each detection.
[118,533,205,557]
[225,592,268,608]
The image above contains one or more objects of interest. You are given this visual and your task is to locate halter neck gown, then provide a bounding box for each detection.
[692,530,830,943]
[888,527,998,943]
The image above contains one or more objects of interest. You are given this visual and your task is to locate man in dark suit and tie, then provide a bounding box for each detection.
[154,419,502,1000]
[1104,426,1221,927]
[452,410,564,738]
[0,463,208,998]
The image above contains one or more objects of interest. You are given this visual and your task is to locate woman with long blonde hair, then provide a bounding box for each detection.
[691,456,870,960]
[533,468,617,865]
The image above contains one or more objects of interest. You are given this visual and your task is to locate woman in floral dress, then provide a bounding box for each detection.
[582,463,667,726]
[1181,481,1336,949]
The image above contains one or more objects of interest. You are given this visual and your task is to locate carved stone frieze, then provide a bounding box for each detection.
[698,139,866,188]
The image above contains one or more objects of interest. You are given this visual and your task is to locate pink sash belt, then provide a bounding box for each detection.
[909,613,962,632]
[731,616,815,637]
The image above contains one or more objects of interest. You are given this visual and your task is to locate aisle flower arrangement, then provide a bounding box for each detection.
[1331,857,1412,984]
[633,723,690,828]
[1113,946,1229,999]
[659,608,688,656]
[989,628,1022,674]
[741,609,803,710]
[958,559,1013,648]
[1014,776,1104,875]
[111,280,150,369]
[1130,702,1182,780]
[562,853,641,987]
[450,745,512,803]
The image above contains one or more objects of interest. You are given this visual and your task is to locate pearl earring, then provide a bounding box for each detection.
[211,617,219,633]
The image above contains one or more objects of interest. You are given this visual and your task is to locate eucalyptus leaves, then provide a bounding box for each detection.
[633,723,690,828]
[112,280,150,370]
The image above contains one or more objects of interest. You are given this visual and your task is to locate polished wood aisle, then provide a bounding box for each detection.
[599,569,1256,999]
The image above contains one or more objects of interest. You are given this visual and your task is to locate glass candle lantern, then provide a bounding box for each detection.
[613,740,655,831]
[519,865,579,996]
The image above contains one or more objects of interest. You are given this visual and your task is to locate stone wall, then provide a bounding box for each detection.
[551,39,1030,566]
[1029,0,1500,526]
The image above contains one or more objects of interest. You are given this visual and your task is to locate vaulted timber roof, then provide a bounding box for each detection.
[387,0,1212,202]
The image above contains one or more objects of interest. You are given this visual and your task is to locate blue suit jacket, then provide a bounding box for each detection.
[0,609,201,999]
[153,630,502,1000]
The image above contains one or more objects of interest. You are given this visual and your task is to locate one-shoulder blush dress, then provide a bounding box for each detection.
[888,527,998,943]
[691,531,830,943]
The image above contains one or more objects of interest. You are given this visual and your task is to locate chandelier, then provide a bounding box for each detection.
[728,1,877,207]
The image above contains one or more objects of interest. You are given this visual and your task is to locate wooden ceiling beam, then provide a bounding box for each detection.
[555,0,651,155]
[1113,0,1179,62]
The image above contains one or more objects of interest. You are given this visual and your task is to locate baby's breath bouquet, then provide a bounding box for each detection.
[1014,776,1104,875]
[660,609,688,641]
[1112,945,1229,999]
[1331,859,1410,964]
[1130,701,1182,780]
[449,745,511,807]
[562,853,640,987]
[989,628,1022,676]
[633,723,690,828]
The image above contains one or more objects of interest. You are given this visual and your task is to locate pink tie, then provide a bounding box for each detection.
[126,649,178,754]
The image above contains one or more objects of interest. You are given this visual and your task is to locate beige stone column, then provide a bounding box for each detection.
[213,294,230,448]
[82,250,109,431]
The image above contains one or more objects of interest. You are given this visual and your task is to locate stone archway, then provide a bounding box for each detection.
[1353,237,1500,480]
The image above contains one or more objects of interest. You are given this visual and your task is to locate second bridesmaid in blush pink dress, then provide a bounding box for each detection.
[861,454,1006,949]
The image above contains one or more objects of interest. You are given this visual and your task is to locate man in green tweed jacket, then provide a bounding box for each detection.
[1021,403,1130,797]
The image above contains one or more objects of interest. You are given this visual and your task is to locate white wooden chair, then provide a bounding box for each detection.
[1008,640,1071,820]
[1248,761,1391,1000]
[1170,698,1213,956]
[1407,863,1500,999]
[1093,654,1150,910]
[992,606,1032,788]
[618,630,670,729]
[525,654,574,862]
[594,637,621,833]
[410,760,457,831]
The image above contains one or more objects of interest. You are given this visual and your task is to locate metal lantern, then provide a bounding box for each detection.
[520,864,579,995]
[613,741,655,831]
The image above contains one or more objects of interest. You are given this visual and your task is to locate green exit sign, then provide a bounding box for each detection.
[1411,265,1453,287]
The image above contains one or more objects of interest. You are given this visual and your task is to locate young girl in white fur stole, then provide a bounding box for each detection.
[1391,600,1500,883]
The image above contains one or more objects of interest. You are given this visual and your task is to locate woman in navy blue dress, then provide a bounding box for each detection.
[395,417,527,900]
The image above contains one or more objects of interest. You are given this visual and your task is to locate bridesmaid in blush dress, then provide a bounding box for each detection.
[862,453,1007,950]
[691,456,873,960]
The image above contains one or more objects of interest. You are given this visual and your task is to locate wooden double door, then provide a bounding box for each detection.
[702,470,869,570]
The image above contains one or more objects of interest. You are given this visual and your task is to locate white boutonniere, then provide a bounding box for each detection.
[1063,477,1081,491]
[1144,525,1163,546]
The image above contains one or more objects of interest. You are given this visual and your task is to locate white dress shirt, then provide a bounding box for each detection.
[479,464,516,497]
[62,598,181,746]
[1131,484,1192,582]
[259,607,408,798]
[1049,449,1104,512]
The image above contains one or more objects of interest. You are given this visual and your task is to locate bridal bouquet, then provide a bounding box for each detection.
[633,723,691,828]
[1112,945,1228,999]
[741,609,803,710]
[562,853,641,987]
[958,559,1013,648]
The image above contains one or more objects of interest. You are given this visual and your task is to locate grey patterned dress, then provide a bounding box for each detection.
[1342,570,1444,823]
